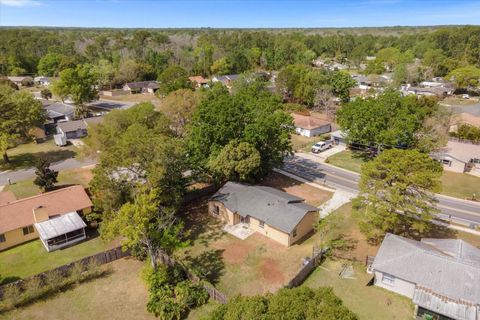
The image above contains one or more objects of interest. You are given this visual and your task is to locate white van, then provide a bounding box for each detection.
[311,140,333,153]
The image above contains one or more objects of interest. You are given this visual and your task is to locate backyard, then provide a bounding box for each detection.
[176,173,333,297]
[0,257,220,320]
[1,140,78,171]
[3,167,94,199]
[0,233,118,284]
[326,150,480,200]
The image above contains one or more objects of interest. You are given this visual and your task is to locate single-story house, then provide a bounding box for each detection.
[123,81,159,94]
[292,113,331,137]
[431,141,480,175]
[212,74,240,88]
[0,185,92,252]
[209,182,318,247]
[401,84,454,98]
[34,76,56,87]
[55,116,103,143]
[7,76,33,86]
[43,102,75,123]
[330,130,348,145]
[188,76,209,88]
[371,233,480,320]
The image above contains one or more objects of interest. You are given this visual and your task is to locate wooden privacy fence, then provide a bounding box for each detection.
[0,246,130,297]
[284,246,324,289]
[156,249,228,304]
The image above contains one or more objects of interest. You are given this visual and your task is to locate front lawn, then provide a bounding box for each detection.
[440,171,480,200]
[0,233,117,283]
[325,150,366,173]
[290,134,318,152]
[4,167,93,199]
[303,259,414,320]
[1,140,78,171]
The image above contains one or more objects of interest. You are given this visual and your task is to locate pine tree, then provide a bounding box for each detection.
[33,158,58,192]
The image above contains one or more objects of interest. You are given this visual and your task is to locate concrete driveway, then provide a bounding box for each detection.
[299,144,346,162]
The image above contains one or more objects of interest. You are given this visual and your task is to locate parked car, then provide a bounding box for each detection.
[311,140,333,153]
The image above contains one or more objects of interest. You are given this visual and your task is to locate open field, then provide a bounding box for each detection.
[0,234,118,284]
[326,150,480,200]
[303,259,414,320]
[1,140,78,171]
[4,167,93,199]
[261,171,333,207]
[0,258,154,320]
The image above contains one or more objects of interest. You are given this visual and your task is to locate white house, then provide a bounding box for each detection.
[292,114,331,137]
[431,141,480,176]
[371,233,480,320]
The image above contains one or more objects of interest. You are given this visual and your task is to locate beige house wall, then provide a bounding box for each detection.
[0,227,39,251]
[208,201,316,247]
[442,159,466,173]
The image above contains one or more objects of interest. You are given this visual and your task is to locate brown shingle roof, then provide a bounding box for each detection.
[188,76,208,84]
[292,113,331,130]
[0,185,92,234]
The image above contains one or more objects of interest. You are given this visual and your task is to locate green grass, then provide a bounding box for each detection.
[440,171,480,200]
[290,134,319,152]
[4,167,93,199]
[1,140,78,171]
[326,150,367,173]
[0,235,115,283]
[302,259,414,320]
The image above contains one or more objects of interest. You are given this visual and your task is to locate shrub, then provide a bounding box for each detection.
[22,276,43,301]
[69,261,85,284]
[45,270,65,292]
[0,285,22,311]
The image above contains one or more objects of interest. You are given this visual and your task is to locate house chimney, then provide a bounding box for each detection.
[33,206,49,223]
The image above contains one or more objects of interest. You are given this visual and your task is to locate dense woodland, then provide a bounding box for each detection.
[1,26,479,84]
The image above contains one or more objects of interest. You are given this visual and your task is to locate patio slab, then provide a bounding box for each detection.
[223,223,255,240]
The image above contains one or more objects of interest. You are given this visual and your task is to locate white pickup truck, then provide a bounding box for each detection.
[311,140,333,153]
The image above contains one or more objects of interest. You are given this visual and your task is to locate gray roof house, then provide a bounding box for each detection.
[211,74,240,88]
[371,233,480,320]
[44,102,76,123]
[55,116,103,144]
[123,81,159,94]
[209,182,318,246]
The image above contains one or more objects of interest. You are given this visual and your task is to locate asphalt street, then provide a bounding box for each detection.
[283,155,480,226]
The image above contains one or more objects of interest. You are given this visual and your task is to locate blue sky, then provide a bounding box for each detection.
[1,0,480,28]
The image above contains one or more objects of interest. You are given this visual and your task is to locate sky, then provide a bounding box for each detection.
[1,0,480,28]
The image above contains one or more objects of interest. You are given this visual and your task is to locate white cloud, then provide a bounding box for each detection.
[0,0,41,7]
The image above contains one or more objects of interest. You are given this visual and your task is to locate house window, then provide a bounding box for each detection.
[212,205,220,215]
[22,225,34,236]
[292,228,297,237]
[382,273,395,286]
[0,234,5,243]
[259,220,265,228]
[442,159,451,166]
[472,158,480,164]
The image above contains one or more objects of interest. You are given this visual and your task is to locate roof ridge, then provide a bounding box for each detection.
[0,185,83,208]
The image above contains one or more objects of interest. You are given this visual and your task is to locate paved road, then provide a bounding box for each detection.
[0,158,96,186]
[283,155,480,225]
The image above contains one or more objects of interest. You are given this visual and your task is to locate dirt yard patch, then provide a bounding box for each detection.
[261,171,333,207]
[260,258,285,284]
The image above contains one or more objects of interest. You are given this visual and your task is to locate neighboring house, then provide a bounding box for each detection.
[0,186,92,252]
[292,113,331,137]
[330,130,348,145]
[188,76,209,88]
[212,74,240,88]
[55,116,103,143]
[431,141,480,175]
[401,84,453,98]
[7,76,33,86]
[209,182,318,247]
[34,76,56,87]
[371,233,480,320]
[43,101,75,123]
[123,81,159,94]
